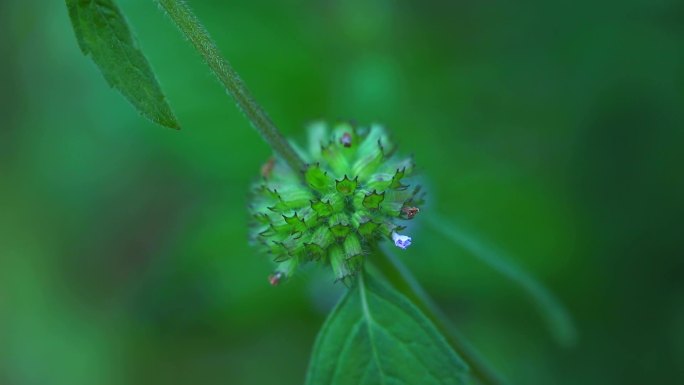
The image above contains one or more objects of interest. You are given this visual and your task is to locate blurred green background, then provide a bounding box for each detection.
[1,0,683,384]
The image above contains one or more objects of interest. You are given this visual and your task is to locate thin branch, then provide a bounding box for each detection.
[369,245,510,385]
[156,0,306,174]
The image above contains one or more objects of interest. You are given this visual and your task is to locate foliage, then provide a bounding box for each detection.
[11,0,682,384]
[306,270,468,385]
[58,1,577,384]
[66,0,179,128]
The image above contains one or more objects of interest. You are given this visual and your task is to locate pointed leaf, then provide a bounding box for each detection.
[306,271,469,385]
[66,0,180,129]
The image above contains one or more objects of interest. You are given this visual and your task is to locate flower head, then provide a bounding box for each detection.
[392,232,412,249]
[249,122,424,283]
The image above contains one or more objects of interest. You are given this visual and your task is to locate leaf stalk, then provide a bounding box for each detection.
[156,0,306,173]
[369,245,510,385]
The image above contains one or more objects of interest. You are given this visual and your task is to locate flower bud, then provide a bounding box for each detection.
[249,122,424,283]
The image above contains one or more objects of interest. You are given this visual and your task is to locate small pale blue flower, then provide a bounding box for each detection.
[392,231,412,249]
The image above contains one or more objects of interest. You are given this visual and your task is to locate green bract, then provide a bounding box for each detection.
[249,122,424,284]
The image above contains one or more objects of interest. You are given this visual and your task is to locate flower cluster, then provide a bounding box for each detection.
[249,122,424,284]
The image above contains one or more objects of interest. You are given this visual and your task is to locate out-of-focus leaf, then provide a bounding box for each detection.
[427,214,577,347]
[306,271,468,385]
[66,0,180,129]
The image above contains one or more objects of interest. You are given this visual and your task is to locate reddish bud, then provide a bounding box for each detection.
[268,271,285,286]
[402,206,420,219]
[260,157,276,179]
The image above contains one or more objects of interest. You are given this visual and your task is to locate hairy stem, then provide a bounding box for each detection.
[369,245,509,385]
[156,0,306,173]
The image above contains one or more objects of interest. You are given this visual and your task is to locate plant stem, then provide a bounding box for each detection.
[156,0,306,174]
[369,245,510,385]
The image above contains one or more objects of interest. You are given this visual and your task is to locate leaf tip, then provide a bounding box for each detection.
[150,109,181,130]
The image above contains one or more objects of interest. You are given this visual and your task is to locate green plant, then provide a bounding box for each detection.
[65,1,576,384]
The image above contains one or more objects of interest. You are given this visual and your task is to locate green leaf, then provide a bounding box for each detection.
[66,0,180,129]
[306,271,469,385]
[426,214,577,347]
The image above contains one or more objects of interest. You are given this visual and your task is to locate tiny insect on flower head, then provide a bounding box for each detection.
[392,231,412,249]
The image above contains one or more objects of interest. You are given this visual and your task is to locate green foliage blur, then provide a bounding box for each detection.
[1,0,682,384]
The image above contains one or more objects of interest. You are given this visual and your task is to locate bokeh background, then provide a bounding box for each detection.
[1,0,683,384]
